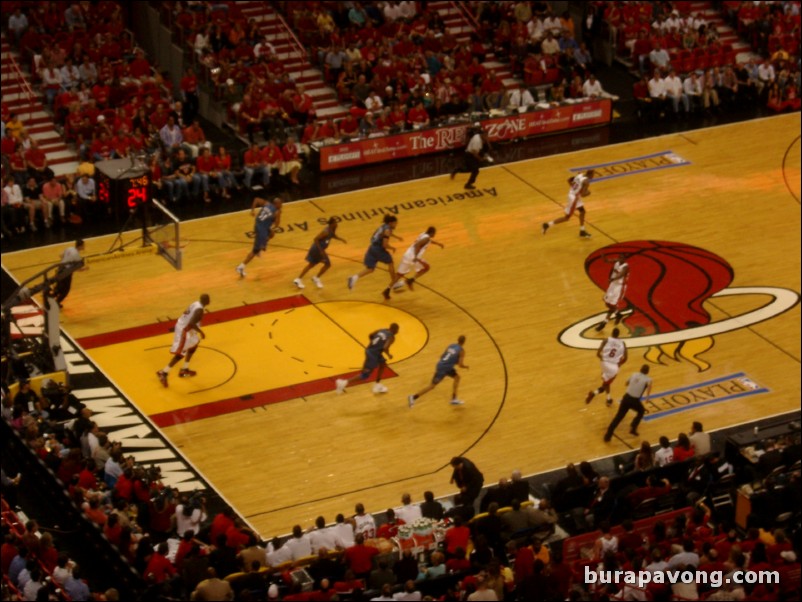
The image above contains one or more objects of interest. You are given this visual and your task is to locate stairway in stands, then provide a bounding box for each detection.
[0,33,79,177]
[236,1,349,122]
[429,1,521,91]
[689,0,753,62]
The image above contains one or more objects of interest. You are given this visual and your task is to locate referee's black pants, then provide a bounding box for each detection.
[604,393,645,440]
[456,152,480,185]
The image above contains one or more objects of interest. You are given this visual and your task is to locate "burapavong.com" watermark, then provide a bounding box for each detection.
[584,567,779,589]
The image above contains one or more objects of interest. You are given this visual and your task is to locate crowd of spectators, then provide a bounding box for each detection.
[3,369,800,601]
[582,1,801,118]
[1,2,313,240]
[166,1,624,150]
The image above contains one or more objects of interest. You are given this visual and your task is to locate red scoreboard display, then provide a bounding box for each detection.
[95,164,151,225]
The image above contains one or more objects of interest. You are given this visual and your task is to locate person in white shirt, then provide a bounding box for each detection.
[60,59,81,91]
[655,436,675,466]
[309,516,339,553]
[8,9,28,42]
[665,11,682,33]
[398,0,416,21]
[663,68,689,113]
[384,1,402,22]
[689,421,711,455]
[79,58,97,85]
[581,73,618,100]
[3,176,25,234]
[175,500,207,537]
[331,513,356,549]
[527,16,544,42]
[365,90,384,112]
[505,84,535,110]
[542,12,562,35]
[285,525,313,560]
[648,70,669,114]
[648,42,671,72]
[541,31,561,55]
[394,493,423,524]
[683,71,703,111]
[40,64,63,109]
[353,503,376,539]
[265,537,293,567]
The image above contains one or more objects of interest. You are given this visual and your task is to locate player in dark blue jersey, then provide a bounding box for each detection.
[347,214,403,292]
[235,196,283,278]
[408,336,468,407]
[336,323,399,394]
[293,217,346,289]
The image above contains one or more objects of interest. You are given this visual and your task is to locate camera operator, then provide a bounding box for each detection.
[176,491,207,538]
[43,381,84,422]
[13,379,43,417]
[149,486,178,543]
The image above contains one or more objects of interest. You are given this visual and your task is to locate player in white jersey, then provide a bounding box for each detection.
[595,254,633,332]
[384,226,444,299]
[586,327,627,406]
[157,294,210,387]
[541,169,595,238]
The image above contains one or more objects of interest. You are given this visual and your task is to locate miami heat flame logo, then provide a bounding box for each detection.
[559,241,800,370]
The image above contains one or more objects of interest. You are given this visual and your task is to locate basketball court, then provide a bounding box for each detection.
[2,114,799,539]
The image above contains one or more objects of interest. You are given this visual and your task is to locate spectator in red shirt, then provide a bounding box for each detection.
[338,114,359,137]
[317,118,339,140]
[444,515,471,559]
[343,533,379,579]
[209,507,236,545]
[145,542,176,583]
[91,80,111,108]
[673,433,696,462]
[77,459,98,490]
[291,85,315,125]
[150,104,169,132]
[182,120,211,158]
[627,475,672,509]
[243,142,268,189]
[225,519,251,551]
[90,131,113,162]
[281,136,302,185]
[129,48,151,80]
[261,139,283,177]
[407,101,430,127]
[389,103,407,129]
[103,513,123,547]
[24,140,50,182]
[195,147,215,202]
[1,533,18,576]
[213,146,235,198]
[1,128,17,157]
[114,467,135,501]
[82,496,107,526]
[239,94,261,143]
[375,509,404,539]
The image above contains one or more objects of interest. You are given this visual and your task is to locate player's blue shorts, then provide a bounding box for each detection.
[360,350,386,378]
[253,223,272,254]
[364,246,392,269]
[432,368,457,384]
[305,246,330,267]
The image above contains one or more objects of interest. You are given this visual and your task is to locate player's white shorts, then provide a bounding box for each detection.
[604,281,627,307]
[170,328,200,356]
[564,191,584,216]
[601,360,620,383]
[397,250,425,276]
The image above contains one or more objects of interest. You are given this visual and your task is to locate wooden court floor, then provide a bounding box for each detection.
[3,114,800,539]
